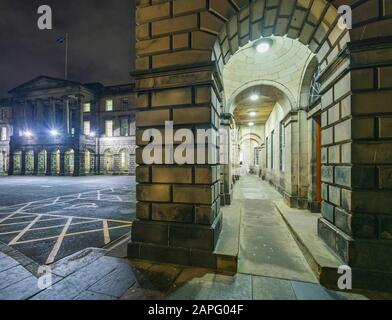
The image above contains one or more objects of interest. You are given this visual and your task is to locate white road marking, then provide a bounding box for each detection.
[9,215,42,245]
[103,220,111,245]
[46,217,73,264]
[0,212,18,224]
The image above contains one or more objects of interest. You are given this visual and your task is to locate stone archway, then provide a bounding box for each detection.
[0,151,8,174]
[13,151,22,175]
[103,149,114,175]
[51,150,61,176]
[84,149,95,175]
[132,0,392,285]
[65,149,75,176]
[25,150,34,175]
[119,148,130,174]
[38,150,47,175]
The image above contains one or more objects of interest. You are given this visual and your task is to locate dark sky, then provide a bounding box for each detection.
[0,0,135,97]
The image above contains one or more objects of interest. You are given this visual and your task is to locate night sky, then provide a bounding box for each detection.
[0,0,135,97]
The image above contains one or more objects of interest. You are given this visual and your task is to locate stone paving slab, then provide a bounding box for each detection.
[0,264,32,290]
[51,247,107,278]
[235,176,317,283]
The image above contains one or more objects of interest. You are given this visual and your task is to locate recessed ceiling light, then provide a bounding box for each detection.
[249,111,257,117]
[255,38,273,54]
[248,122,255,127]
[250,94,259,101]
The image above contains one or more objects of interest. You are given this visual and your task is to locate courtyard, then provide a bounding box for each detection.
[0,176,135,265]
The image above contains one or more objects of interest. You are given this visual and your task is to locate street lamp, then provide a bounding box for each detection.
[23,130,33,138]
[89,131,96,137]
[50,129,59,137]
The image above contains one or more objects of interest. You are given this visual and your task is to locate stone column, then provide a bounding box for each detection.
[73,151,81,176]
[59,151,65,176]
[33,151,39,175]
[317,2,392,291]
[21,150,26,176]
[220,113,233,206]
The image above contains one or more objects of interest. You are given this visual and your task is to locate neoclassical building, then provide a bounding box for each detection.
[129,0,392,292]
[2,76,136,176]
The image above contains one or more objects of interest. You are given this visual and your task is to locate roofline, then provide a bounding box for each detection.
[8,75,82,94]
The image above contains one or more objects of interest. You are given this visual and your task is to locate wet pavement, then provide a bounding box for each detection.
[0,176,135,264]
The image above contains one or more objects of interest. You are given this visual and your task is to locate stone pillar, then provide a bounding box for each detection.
[21,150,26,176]
[318,1,392,291]
[59,152,65,176]
[220,113,233,206]
[74,151,81,176]
[33,151,39,175]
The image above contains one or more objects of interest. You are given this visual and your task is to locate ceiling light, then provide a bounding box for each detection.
[250,94,259,101]
[249,111,257,117]
[248,122,255,127]
[255,38,273,54]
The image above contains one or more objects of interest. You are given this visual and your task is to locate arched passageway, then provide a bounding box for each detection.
[13,151,22,175]
[38,150,47,175]
[131,0,392,288]
[65,149,75,176]
[0,151,8,174]
[119,149,130,174]
[84,149,95,175]
[103,149,114,175]
[51,150,61,176]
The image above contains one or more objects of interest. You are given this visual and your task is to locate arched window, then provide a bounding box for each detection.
[309,65,322,105]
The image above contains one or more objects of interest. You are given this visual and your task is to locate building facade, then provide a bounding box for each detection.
[2,76,136,176]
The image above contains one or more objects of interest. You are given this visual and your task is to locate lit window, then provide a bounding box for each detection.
[83,103,91,113]
[1,127,6,141]
[105,100,113,112]
[120,118,129,137]
[105,120,113,137]
[83,121,90,135]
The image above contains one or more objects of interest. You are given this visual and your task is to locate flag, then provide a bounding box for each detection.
[56,36,65,44]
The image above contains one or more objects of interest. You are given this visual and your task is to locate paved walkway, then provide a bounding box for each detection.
[235,175,317,283]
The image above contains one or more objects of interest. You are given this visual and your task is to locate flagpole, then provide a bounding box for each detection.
[65,33,69,80]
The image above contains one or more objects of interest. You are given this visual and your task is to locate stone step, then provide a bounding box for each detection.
[214,202,241,273]
[274,201,345,288]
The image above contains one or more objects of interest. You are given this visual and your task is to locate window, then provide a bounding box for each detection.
[120,118,129,137]
[83,121,91,135]
[254,147,259,166]
[105,100,113,112]
[279,123,285,172]
[83,103,91,113]
[105,120,113,137]
[270,131,274,169]
[309,65,322,105]
[1,127,6,141]
[122,98,129,110]
[266,137,269,169]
